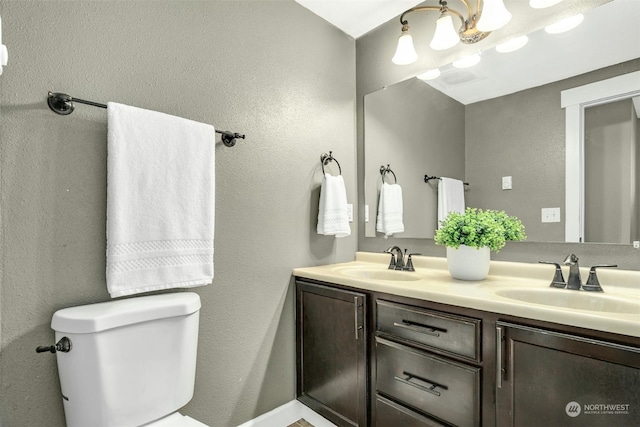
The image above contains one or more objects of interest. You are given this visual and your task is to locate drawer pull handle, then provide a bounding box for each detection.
[394,371,448,397]
[392,320,446,337]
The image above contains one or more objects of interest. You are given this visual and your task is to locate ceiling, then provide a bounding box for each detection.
[295,0,424,39]
[295,0,640,104]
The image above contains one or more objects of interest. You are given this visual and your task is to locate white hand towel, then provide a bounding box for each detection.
[317,173,350,238]
[106,102,215,298]
[438,177,465,227]
[376,182,404,236]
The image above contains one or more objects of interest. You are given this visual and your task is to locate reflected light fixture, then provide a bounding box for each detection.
[392,0,511,65]
[417,68,441,80]
[545,14,584,34]
[453,53,481,68]
[529,0,563,9]
[495,35,529,53]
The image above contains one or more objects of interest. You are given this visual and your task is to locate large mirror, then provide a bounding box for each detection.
[364,0,640,242]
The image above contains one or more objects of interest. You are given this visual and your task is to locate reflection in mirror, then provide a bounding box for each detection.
[584,97,639,243]
[364,78,464,238]
[364,0,640,242]
[562,70,640,243]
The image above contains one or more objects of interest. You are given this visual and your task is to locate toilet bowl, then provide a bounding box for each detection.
[50,292,208,427]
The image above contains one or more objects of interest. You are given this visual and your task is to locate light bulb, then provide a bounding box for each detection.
[476,0,512,32]
[430,14,459,51]
[392,30,418,65]
[545,14,584,34]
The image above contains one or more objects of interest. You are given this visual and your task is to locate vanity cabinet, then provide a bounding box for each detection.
[294,276,640,427]
[296,280,368,427]
[495,322,640,427]
[374,300,481,427]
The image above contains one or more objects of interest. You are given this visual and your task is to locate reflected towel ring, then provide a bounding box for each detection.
[380,165,397,184]
[320,151,342,175]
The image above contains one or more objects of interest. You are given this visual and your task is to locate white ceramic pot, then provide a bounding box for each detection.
[446,245,490,281]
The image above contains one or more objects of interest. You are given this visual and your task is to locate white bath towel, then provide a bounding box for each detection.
[106,102,215,298]
[438,177,465,227]
[317,173,350,238]
[376,182,404,236]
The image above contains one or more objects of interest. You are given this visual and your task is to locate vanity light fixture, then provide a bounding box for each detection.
[392,0,511,65]
[452,53,481,68]
[545,14,584,34]
[495,35,529,53]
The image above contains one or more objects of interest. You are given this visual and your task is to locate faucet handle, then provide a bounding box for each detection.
[539,261,566,288]
[383,250,397,270]
[404,253,422,271]
[582,264,617,292]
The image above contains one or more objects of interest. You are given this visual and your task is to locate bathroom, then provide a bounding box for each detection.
[0,1,638,426]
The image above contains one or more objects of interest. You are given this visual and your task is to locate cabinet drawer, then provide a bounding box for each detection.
[376,337,480,427]
[375,395,447,427]
[376,299,480,361]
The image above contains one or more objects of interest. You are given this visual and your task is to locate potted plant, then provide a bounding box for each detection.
[434,208,526,280]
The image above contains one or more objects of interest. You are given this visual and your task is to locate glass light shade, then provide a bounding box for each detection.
[545,14,584,34]
[476,0,512,32]
[529,0,563,9]
[495,35,529,53]
[392,32,418,65]
[430,14,459,51]
[453,53,481,69]
[417,68,441,81]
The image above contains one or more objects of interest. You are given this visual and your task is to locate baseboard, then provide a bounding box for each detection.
[237,400,337,427]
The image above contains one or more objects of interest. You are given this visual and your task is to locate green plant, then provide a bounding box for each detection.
[434,207,526,252]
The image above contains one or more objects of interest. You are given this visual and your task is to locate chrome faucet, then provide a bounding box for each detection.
[541,255,617,292]
[563,254,582,290]
[385,246,404,270]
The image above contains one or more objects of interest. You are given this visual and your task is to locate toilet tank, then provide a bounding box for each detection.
[51,292,201,427]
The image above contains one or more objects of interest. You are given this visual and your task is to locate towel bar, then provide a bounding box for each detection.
[47,91,245,147]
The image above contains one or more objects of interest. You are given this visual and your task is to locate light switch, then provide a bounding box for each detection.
[502,176,512,190]
[347,204,353,222]
[365,204,369,223]
[541,207,561,223]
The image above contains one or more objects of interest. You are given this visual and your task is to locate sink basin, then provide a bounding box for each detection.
[337,267,421,282]
[495,288,640,314]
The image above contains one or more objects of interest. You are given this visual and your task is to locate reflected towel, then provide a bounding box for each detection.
[106,102,215,298]
[317,173,350,238]
[437,177,465,227]
[376,182,404,236]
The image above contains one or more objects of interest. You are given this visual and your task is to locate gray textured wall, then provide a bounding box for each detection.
[0,1,356,426]
[357,6,640,269]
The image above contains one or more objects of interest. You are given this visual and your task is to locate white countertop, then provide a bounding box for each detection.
[293,252,640,338]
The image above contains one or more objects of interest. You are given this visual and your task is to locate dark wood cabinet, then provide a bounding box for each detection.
[294,276,640,427]
[496,322,640,427]
[296,280,368,427]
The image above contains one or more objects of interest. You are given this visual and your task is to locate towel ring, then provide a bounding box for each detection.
[321,151,342,175]
[380,165,397,184]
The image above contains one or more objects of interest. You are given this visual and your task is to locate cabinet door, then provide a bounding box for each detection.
[496,321,640,427]
[296,280,367,427]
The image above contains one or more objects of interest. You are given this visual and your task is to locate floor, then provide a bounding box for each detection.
[237,400,336,427]
[287,419,314,427]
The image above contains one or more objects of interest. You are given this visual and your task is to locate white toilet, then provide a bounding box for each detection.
[50,292,208,427]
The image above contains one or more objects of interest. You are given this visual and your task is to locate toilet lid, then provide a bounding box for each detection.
[144,412,209,427]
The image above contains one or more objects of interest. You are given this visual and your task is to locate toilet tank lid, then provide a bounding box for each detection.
[51,292,201,334]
